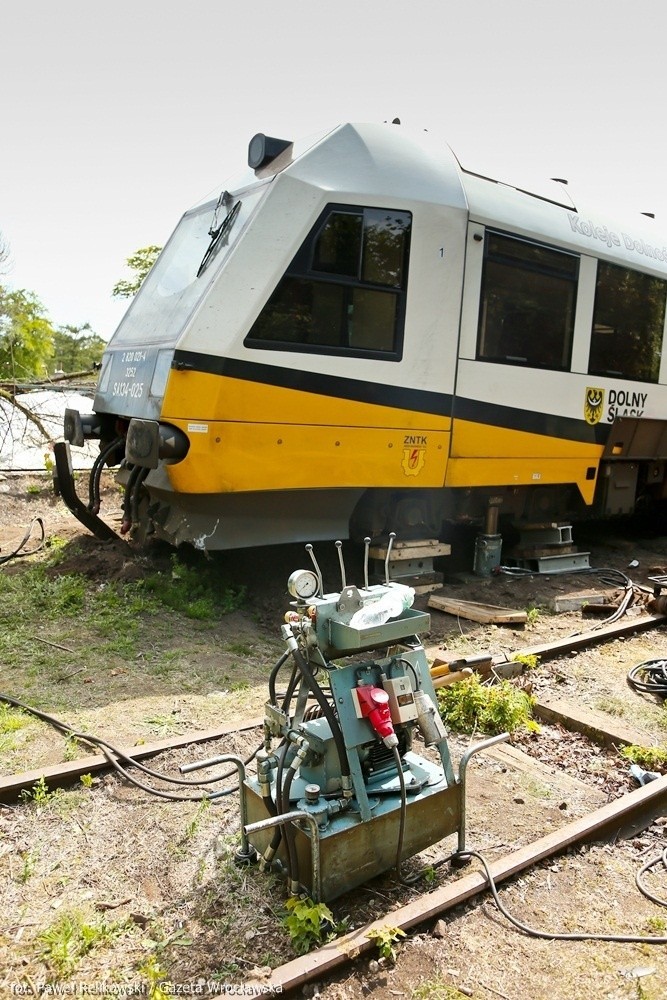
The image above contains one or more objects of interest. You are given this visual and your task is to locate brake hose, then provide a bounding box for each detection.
[88,435,124,513]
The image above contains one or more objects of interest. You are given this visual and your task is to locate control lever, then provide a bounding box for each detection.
[384,532,397,585]
[305,543,324,597]
[363,536,371,590]
[335,539,347,589]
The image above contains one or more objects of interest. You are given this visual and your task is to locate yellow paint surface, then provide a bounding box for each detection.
[162,371,602,503]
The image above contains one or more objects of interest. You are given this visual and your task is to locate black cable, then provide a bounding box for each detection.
[0,517,45,566]
[289,646,350,780]
[280,763,300,888]
[457,849,667,944]
[268,650,291,706]
[497,565,631,589]
[627,659,667,698]
[129,466,150,525]
[0,692,259,802]
[636,845,667,907]
[391,744,422,887]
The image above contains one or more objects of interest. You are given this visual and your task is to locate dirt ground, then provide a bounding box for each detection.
[1,471,666,999]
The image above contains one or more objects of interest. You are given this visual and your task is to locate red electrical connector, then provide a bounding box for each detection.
[352,685,398,748]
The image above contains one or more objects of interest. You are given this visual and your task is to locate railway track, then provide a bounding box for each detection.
[2,604,666,995]
[250,773,667,993]
[3,692,666,995]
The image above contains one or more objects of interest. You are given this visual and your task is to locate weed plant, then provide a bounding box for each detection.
[437,674,537,735]
[281,896,336,954]
[621,743,667,772]
[367,925,406,962]
[0,702,32,752]
[37,910,131,976]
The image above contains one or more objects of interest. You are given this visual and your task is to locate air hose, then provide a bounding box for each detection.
[88,435,124,513]
[627,658,667,698]
[455,848,667,944]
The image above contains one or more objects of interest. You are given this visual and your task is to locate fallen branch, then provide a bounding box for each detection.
[0,387,51,441]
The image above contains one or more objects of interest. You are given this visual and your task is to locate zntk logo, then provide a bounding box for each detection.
[402,444,426,476]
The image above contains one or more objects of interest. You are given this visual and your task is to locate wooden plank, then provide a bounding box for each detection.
[249,775,667,991]
[509,611,667,662]
[533,698,653,749]
[0,716,264,801]
[369,542,451,561]
[425,611,666,676]
[485,743,607,800]
[428,594,528,624]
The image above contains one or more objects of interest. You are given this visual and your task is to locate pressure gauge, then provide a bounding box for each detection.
[287,569,319,600]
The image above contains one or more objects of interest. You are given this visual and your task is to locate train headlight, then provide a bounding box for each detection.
[248,133,292,170]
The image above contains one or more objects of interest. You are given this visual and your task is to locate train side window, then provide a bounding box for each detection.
[477,232,578,370]
[588,261,665,382]
[245,205,411,359]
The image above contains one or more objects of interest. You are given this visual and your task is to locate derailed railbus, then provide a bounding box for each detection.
[57,123,667,550]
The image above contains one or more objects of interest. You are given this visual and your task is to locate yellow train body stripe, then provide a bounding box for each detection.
[446,458,597,504]
[448,420,602,504]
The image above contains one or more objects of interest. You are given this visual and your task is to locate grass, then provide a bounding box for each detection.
[594,695,629,718]
[0,541,269,777]
[142,554,246,620]
[412,978,471,999]
[0,552,246,660]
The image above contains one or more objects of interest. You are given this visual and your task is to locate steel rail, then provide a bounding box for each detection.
[246,774,667,993]
[0,716,264,802]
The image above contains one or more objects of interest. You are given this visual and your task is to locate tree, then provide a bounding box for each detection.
[52,323,105,373]
[0,287,55,380]
[112,245,162,299]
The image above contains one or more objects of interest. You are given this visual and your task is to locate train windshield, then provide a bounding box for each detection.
[108,183,267,347]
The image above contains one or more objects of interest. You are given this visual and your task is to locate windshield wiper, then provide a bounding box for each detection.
[197,192,242,277]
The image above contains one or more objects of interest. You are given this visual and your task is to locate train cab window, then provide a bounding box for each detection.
[245,205,411,358]
[477,232,578,370]
[588,261,665,382]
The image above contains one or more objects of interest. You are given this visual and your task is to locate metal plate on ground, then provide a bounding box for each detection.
[514,551,591,574]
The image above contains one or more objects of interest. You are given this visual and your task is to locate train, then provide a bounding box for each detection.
[56,121,667,554]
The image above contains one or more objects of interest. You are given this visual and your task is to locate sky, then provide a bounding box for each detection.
[2,0,667,342]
